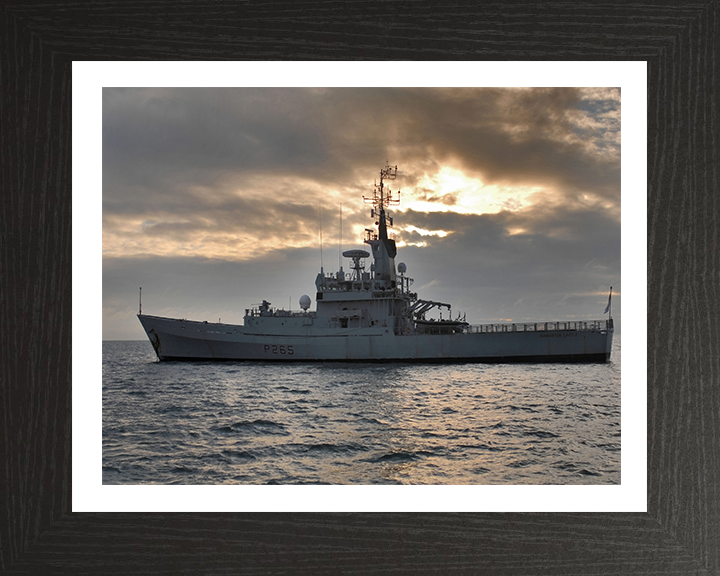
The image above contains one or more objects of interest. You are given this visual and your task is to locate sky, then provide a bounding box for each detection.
[102,87,621,340]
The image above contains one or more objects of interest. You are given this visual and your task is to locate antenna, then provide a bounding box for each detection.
[362,163,400,243]
[139,287,142,315]
[339,203,343,271]
[363,163,400,218]
[319,203,324,273]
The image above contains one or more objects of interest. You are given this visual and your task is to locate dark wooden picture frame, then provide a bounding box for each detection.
[2,2,718,574]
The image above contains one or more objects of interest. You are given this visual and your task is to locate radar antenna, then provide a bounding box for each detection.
[363,162,401,219]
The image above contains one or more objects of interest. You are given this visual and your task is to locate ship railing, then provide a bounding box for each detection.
[244,307,315,318]
[465,319,611,334]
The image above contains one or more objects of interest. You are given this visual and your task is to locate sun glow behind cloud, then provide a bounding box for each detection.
[101,162,612,260]
[403,225,449,238]
[101,166,540,260]
[401,167,540,217]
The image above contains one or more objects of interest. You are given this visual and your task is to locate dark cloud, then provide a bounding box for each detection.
[398,206,619,280]
[103,87,619,202]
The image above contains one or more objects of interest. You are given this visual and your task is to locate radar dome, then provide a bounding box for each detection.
[299,294,311,310]
[397,262,407,274]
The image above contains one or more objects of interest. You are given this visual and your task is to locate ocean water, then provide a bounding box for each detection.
[102,337,621,485]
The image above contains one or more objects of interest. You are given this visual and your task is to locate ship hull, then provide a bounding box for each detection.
[138,314,613,363]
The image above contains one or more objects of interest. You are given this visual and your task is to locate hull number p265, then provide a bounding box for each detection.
[264,344,294,355]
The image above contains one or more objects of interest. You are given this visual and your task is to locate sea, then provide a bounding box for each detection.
[102,337,621,485]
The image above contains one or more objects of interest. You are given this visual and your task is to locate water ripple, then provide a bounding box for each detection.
[103,339,621,485]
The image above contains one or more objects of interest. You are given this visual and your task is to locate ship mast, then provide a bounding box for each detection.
[363,163,400,288]
[364,163,400,239]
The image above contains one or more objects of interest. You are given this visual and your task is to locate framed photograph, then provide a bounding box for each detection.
[3,3,717,574]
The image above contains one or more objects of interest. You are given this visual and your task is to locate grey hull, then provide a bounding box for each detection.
[138,314,613,363]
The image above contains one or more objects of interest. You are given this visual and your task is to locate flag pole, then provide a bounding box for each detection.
[603,286,612,320]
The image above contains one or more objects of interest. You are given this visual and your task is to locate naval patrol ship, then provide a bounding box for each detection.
[138,163,614,362]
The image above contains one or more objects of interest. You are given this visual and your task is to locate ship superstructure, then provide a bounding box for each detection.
[138,164,613,362]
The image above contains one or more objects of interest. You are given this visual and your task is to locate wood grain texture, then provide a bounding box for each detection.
[1,1,718,574]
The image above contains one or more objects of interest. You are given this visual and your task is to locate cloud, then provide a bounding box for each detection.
[103,87,620,205]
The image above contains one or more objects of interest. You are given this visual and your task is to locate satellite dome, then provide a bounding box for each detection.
[299,294,311,310]
[397,262,407,274]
